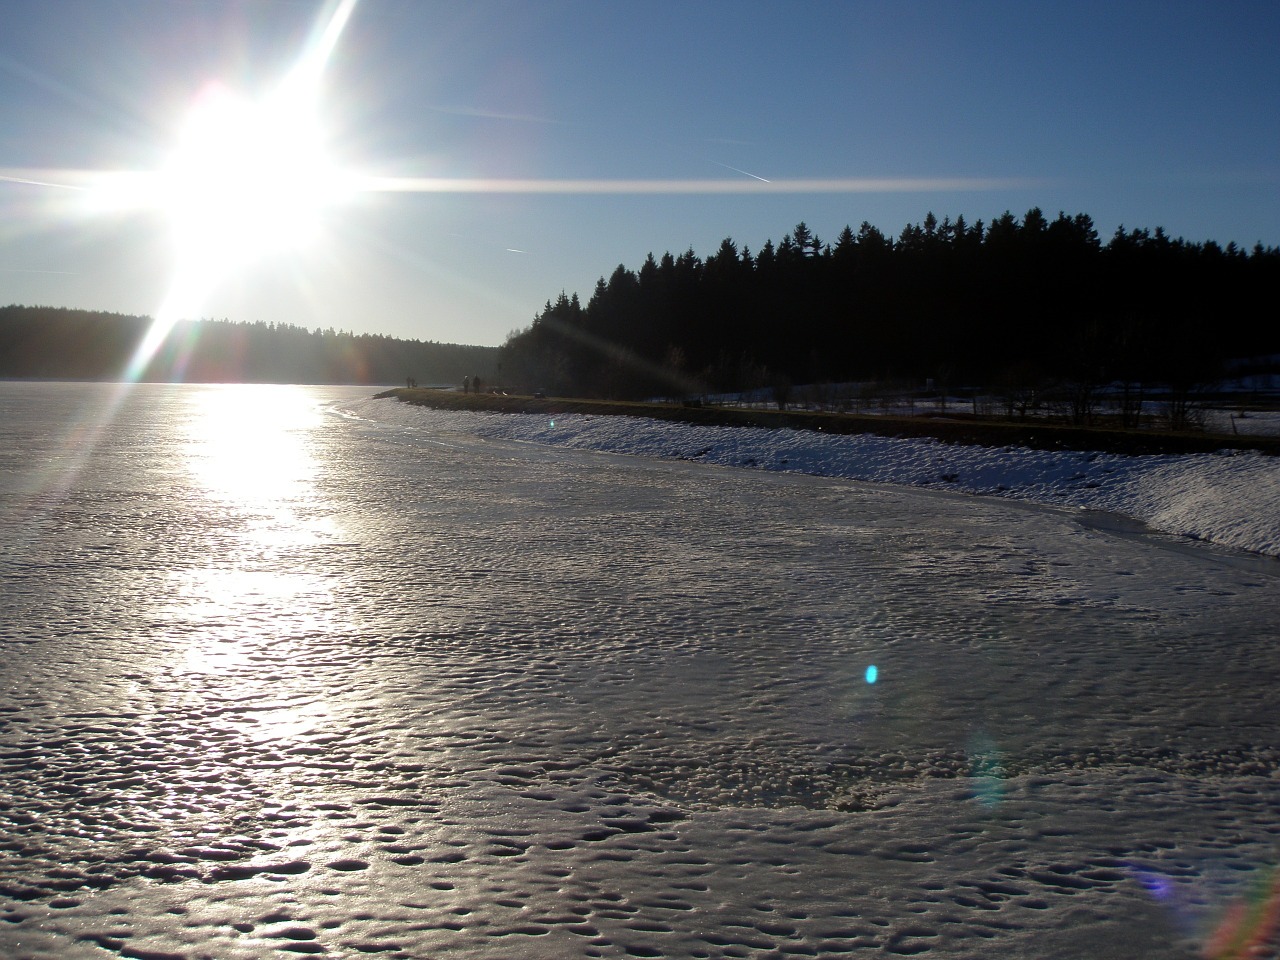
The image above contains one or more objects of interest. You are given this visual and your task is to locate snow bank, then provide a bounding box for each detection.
[351,399,1280,559]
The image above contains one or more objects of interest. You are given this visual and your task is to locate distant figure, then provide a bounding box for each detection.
[473,375,483,395]
[463,375,471,394]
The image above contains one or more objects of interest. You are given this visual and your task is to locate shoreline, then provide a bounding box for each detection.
[378,387,1280,457]
[365,389,1280,559]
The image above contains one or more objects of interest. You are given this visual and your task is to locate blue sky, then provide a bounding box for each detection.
[1,0,1277,347]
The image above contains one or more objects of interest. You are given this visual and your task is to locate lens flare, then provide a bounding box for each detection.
[968,733,1004,808]
[1203,864,1280,960]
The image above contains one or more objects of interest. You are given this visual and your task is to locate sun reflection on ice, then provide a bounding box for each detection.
[185,383,324,504]
[173,382,344,619]
[165,384,348,703]
[126,385,356,853]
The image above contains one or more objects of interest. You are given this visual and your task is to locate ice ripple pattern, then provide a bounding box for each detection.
[0,383,1277,960]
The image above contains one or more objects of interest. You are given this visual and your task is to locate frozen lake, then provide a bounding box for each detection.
[1,382,1277,959]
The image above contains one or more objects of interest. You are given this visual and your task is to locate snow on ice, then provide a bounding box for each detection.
[355,397,1280,559]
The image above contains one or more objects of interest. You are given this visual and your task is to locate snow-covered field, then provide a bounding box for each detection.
[2,383,1277,960]
[356,398,1280,559]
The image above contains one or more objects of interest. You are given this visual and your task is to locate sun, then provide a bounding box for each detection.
[150,68,357,333]
[160,80,347,272]
[156,0,360,287]
[113,0,363,379]
[119,72,355,381]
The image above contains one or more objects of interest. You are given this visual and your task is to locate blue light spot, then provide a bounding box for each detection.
[865,665,878,684]
[549,420,556,428]
[1131,867,1174,901]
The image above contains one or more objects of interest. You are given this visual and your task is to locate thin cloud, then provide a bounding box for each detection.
[357,176,1046,194]
[422,105,568,125]
[0,53,104,117]
[3,167,1043,198]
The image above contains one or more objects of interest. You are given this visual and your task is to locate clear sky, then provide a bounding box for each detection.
[1,0,1277,347]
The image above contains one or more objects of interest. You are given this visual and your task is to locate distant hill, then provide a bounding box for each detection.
[0,305,497,386]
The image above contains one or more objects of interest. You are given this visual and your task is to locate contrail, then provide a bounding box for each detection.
[0,173,84,190]
[709,161,770,183]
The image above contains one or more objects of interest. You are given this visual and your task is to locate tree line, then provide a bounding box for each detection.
[498,209,1280,418]
[0,305,497,385]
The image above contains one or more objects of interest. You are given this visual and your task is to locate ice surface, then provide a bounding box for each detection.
[0,384,1277,960]
[347,399,1280,559]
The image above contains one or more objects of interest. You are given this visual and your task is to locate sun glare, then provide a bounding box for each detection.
[157,0,360,280]
[118,74,353,381]
[161,82,347,270]
[114,0,363,380]
[185,384,323,504]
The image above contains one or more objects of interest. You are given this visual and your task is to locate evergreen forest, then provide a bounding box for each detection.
[0,306,496,386]
[499,209,1280,418]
